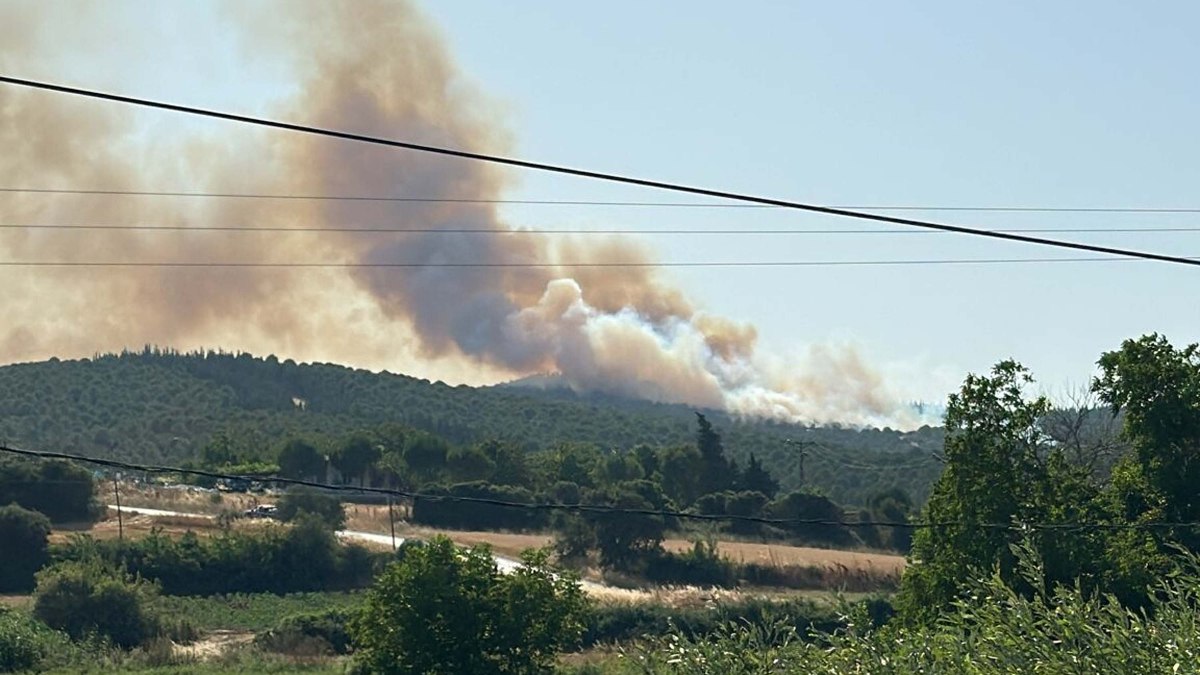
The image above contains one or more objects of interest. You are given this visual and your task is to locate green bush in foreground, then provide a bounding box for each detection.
[33,560,160,649]
[351,536,588,674]
[0,606,71,673]
[617,543,1200,674]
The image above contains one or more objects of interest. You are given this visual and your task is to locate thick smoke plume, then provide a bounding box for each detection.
[0,1,916,427]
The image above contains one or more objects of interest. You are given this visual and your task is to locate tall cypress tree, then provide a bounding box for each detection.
[695,413,733,496]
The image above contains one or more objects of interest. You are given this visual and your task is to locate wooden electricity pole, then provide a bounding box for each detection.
[785,439,812,489]
[112,474,124,540]
[388,498,397,552]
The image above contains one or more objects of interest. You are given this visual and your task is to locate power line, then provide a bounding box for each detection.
[1,76,1195,268]
[0,256,1191,269]
[5,187,1200,214]
[3,222,1199,235]
[3,442,1200,533]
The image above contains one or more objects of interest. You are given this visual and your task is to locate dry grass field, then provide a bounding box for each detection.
[117,485,262,515]
[107,486,906,581]
[662,539,905,574]
[342,502,905,573]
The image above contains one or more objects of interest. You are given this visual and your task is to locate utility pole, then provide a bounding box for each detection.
[785,439,812,489]
[112,473,123,541]
[388,497,397,552]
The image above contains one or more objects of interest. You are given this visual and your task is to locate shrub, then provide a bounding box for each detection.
[275,488,346,531]
[642,540,737,588]
[52,522,388,596]
[0,503,51,592]
[32,560,159,649]
[580,596,843,648]
[351,536,588,674]
[0,458,99,524]
[626,544,1200,674]
[411,481,549,531]
[257,608,355,656]
[0,606,70,672]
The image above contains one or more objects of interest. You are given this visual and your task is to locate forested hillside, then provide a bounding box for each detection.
[0,348,944,506]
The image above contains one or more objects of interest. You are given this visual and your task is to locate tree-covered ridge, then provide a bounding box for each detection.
[0,347,944,506]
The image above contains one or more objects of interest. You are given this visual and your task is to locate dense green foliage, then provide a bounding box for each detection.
[275,488,347,530]
[33,560,160,649]
[898,361,1103,620]
[607,544,1200,674]
[150,591,362,632]
[0,456,99,523]
[351,536,588,674]
[0,503,51,592]
[0,606,71,673]
[580,596,853,649]
[256,607,356,656]
[900,334,1200,621]
[53,518,386,596]
[0,349,943,506]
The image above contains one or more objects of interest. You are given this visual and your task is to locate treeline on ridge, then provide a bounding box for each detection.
[0,347,944,507]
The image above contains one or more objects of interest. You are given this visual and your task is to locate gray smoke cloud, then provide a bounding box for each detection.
[0,0,918,427]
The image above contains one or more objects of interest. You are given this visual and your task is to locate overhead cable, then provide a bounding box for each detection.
[0,256,1192,269]
[3,222,1199,235]
[4,186,1200,214]
[0,76,1196,267]
[3,442,1200,533]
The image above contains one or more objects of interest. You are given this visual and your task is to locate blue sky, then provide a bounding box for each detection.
[4,1,1197,406]
[415,1,1200,398]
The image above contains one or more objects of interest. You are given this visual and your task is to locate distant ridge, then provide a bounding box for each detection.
[0,349,946,505]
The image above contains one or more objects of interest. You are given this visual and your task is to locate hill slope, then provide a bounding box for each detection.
[0,349,945,505]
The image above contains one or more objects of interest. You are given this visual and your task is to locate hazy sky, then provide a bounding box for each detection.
[2,1,1197,409]
[419,1,1200,399]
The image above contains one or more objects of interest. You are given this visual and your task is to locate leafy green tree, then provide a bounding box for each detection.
[550,444,603,488]
[405,433,451,482]
[411,482,549,532]
[597,453,644,484]
[866,487,914,551]
[481,440,533,488]
[1090,334,1200,601]
[351,536,587,674]
[587,486,667,570]
[552,514,595,565]
[725,490,770,535]
[1095,334,1200,534]
[273,513,343,591]
[333,435,381,486]
[446,446,494,483]
[898,361,1103,623]
[0,503,51,592]
[739,453,780,498]
[632,443,660,478]
[276,488,346,530]
[33,560,159,649]
[0,458,99,524]
[277,438,324,480]
[658,445,704,507]
[767,489,853,546]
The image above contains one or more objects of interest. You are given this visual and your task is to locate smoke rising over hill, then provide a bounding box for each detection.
[0,0,918,427]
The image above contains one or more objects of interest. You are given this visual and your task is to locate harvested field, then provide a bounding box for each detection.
[663,539,906,573]
[49,510,259,545]
[341,504,905,573]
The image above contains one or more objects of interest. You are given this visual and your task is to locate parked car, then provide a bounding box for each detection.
[243,504,278,519]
